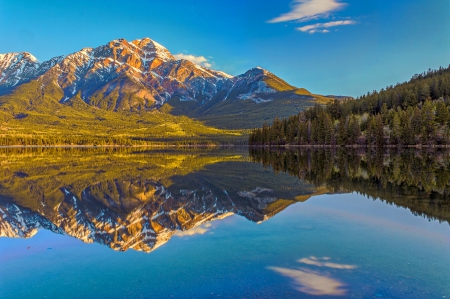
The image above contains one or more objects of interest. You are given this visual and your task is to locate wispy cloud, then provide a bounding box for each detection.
[297,20,356,33]
[268,0,347,23]
[173,53,212,68]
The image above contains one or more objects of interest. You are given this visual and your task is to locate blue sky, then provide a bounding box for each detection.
[0,0,449,97]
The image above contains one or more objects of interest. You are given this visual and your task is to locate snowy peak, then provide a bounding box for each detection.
[35,37,239,107]
[0,52,40,88]
[0,37,315,113]
[241,67,267,79]
[93,37,176,70]
[0,52,39,64]
[131,37,175,62]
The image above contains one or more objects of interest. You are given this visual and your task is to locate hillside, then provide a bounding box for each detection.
[0,80,242,145]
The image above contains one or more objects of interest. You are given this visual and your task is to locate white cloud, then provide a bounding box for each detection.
[268,256,356,296]
[173,53,212,68]
[268,0,346,23]
[269,267,348,296]
[297,20,356,33]
[298,256,357,269]
[174,223,212,237]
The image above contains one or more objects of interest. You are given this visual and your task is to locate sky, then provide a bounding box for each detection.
[0,0,449,97]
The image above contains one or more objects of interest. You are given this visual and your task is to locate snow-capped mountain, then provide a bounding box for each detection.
[0,38,313,112]
[0,52,40,90]
[0,52,65,92]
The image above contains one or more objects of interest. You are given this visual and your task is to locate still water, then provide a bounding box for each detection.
[0,148,449,298]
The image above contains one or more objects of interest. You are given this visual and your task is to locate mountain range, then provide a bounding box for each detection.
[0,38,331,131]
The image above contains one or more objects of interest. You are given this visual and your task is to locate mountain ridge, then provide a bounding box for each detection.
[0,37,332,133]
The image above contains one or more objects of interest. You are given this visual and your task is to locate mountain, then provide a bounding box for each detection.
[0,52,40,91]
[0,38,329,130]
[0,52,62,94]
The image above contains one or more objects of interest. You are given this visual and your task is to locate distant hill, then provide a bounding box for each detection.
[325,95,354,101]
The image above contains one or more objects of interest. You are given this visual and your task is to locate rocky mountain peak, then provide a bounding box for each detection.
[0,52,39,63]
[131,37,175,61]
[0,52,41,89]
[242,67,268,79]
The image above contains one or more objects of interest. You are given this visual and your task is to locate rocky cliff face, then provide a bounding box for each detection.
[0,38,311,112]
[0,179,289,252]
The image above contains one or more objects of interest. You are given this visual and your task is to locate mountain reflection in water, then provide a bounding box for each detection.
[0,147,315,252]
[0,147,449,253]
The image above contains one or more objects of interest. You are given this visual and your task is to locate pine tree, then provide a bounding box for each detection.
[436,101,450,126]
[411,106,422,135]
[337,116,347,145]
[348,115,360,144]
[375,115,385,147]
[390,112,402,144]
[421,100,436,144]
[323,112,334,144]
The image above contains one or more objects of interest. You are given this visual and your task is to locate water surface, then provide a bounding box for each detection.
[0,148,449,298]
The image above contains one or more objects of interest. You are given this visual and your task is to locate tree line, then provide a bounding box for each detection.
[249,65,450,147]
[0,135,237,147]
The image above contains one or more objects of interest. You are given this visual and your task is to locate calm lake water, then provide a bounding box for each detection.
[0,148,449,298]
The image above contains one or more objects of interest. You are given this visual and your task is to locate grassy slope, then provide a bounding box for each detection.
[0,74,333,138]
[193,95,316,129]
[0,81,242,144]
[166,89,331,130]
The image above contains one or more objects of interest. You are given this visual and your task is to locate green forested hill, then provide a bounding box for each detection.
[346,66,450,113]
[250,65,450,147]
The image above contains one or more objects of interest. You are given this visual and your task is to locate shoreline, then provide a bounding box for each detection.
[0,144,246,149]
[248,144,450,149]
[2,144,450,149]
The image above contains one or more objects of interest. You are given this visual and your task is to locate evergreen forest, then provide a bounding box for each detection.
[249,66,450,147]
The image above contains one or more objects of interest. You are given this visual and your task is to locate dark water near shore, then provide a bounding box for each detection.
[0,148,449,298]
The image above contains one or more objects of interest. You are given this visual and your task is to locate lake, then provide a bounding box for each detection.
[0,147,449,298]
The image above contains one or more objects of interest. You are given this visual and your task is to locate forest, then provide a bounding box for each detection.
[249,65,450,147]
